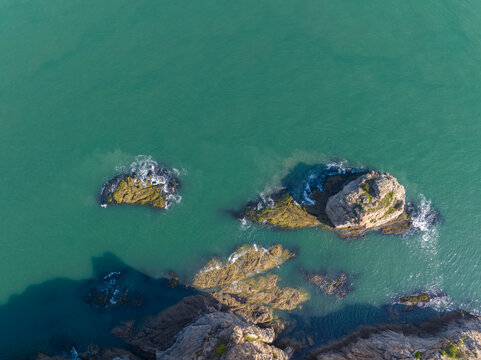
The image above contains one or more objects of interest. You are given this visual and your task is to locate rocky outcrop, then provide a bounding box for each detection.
[193,244,308,332]
[112,295,221,358]
[156,310,293,360]
[111,293,293,360]
[400,293,431,305]
[308,311,481,360]
[212,274,309,331]
[239,166,413,238]
[325,171,406,230]
[193,244,294,289]
[100,156,180,210]
[241,190,321,230]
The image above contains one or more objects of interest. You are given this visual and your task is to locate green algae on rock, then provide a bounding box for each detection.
[238,165,414,238]
[99,156,180,210]
[192,244,294,289]
[400,293,431,305]
[241,190,321,230]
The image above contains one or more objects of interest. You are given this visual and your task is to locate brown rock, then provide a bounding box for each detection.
[192,244,294,289]
[325,171,406,230]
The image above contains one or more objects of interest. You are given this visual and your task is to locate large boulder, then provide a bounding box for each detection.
[325,171,406,230]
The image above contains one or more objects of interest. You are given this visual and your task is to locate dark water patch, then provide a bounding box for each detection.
[281,162,367,205]
[0,252,197,359]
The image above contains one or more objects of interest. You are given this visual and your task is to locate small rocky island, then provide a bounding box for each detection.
[99,157,181,210]
[239,164,413,238]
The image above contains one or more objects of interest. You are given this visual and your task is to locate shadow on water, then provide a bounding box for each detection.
[281,302,446,359]
[0,252,198,359]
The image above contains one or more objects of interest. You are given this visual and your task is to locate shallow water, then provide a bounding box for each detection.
[1,0,481,356]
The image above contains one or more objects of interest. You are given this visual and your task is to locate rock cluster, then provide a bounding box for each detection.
[308,311,481,360]
[111,294,294,360]
[240,168,413,238]
[193,244,308,332]
[303,271,350,298]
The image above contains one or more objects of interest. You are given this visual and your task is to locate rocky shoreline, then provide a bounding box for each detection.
[35,244,481,360]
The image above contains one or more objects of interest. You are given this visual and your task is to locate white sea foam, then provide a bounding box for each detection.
[114,155,182,209]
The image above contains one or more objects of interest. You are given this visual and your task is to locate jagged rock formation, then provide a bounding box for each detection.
[100,157,180,210]
[193,244,308,332]
[111,294,293,360]
[112,295,220,358]
[308,311,481,360]
[212,274,309,331]
[193,244,294,289]
[239,166,413,238]
[157,310,292,360]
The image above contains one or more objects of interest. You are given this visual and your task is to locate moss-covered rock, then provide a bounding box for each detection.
[192,244,294,289]
[193,244,307,332]
[100,157,180,210]
[400,293,430,305]
[241,190,321,230]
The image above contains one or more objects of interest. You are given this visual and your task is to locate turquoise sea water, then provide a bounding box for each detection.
[2,0,481,357]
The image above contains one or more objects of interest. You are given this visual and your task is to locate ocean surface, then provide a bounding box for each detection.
[1,0,481,357]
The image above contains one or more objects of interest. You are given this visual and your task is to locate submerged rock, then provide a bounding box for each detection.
[85,272,139,311]
[100,156,180,210]
[192,244,294,289]
[308,311,481,360]
[239,165,413,238]
[303,271,351,298]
